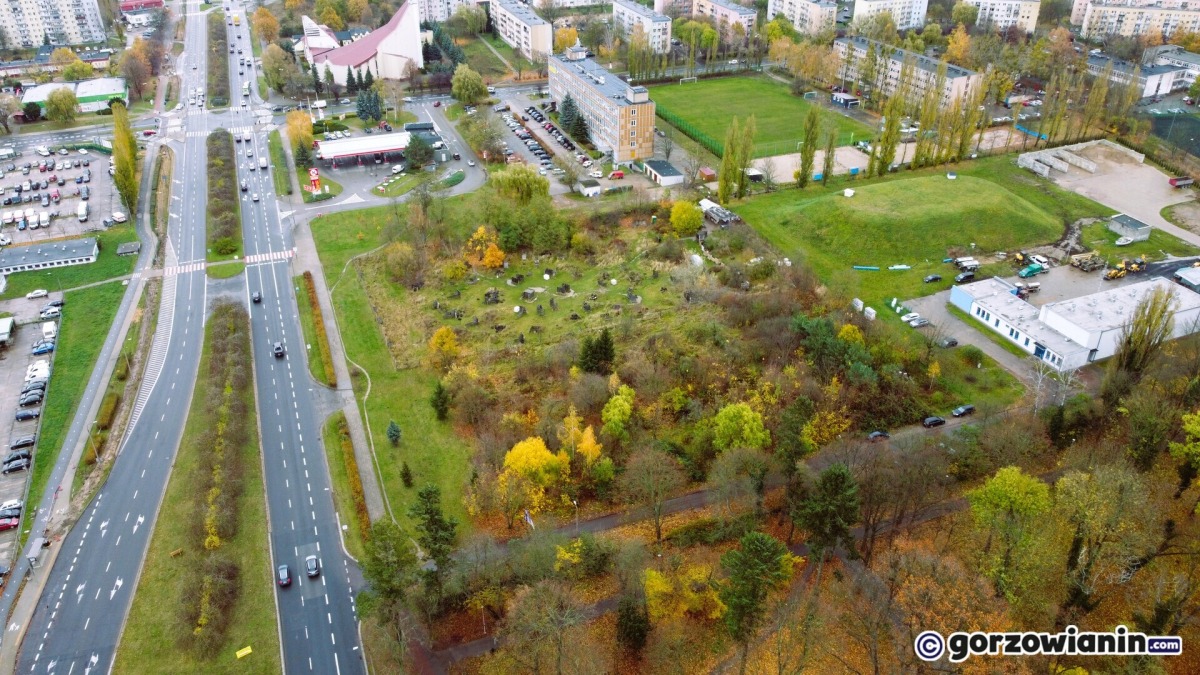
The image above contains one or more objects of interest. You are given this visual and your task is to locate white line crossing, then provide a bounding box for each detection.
[161,261,207,277]
[243,248,295,264]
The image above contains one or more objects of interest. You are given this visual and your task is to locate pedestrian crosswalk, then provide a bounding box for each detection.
[244,249,295,265]
[163,261,206,276]
[185,125,257,138]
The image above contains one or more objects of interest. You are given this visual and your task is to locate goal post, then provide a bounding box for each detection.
[679,76,697,85]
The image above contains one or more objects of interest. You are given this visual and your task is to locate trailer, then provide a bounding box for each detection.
[1170,176,1195,188]
[1071,251,1105,272]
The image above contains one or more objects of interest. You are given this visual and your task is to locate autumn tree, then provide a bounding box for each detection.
[0,94,19,133]
[967,466,1051,599]
[491,163,549,204]
[504,437,569,489]
[451,63,487,105]
[797,107,819,188]
[554,26,578,53]
[1103,284,1178,407]
[670,200,703,237]
[111,102,139,214]
[46,87,77,124]
[717,117,741,203]
[951,2,979,28]
[821,129,836,185]
[356,520,419,657]
[284,109,313,152]
[1170,410,1200,498]
[644,563,726,622]
[427,326,461,371]
[252,6,280,44]
[712,402,770,453]
[720,532,796,674]
[120,48,151,100]
[501,581,589,675]
[601,385,635,443]
[946,24,971,66]
[62,59,93,82]
[710,446,774,518]
[49,47,77,67]
[620,447,686,542]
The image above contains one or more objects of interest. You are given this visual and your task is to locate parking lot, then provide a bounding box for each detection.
[0,148,120,248]
[0,291,63,576]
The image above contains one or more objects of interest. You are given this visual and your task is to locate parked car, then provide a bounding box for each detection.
[9,435,35,450]
[18,392,44,407]
[922,416,947,428]
[0,516,19,528]
[952,404,976,417]
[938,337,959,348]
[2,451,30,466]
[1,459,28,475]
[866,430,890,442]
[909,318,930,328]
[954,271,975,283]
[31,342,54,355]
[14,409,39,422]
[923,274,942,283]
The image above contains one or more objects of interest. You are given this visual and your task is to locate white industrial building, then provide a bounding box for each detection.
[1086,53,1188,98]
[300,5,423,87]
[0,237,98,275]
[950,276,1200,371]
[612,0,672,54]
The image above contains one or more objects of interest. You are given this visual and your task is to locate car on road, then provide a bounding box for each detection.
[252,292,261,303]
[277,564,292,586]
[866,430,890,442]
[273,342,285,358]
[338,98,351,105]
[938,337,959,348]
[15,409,39,422]
[0,517,18,529]
[923,274,942,283]
[391,165,405,174]
[922,416,946,428]
[305,555,320,577]
[25,289,47,299]
[588,171,602,178]
[433,101,441,107]
[952,404,976,417]
[1,459,28,475]
[252,193,259,202]
[467,160,476,167]
[240,179,248,192]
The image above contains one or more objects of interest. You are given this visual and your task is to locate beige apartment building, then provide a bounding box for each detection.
[766,0,836,35]
[851,0,928,31]
[965,0,1040,33]
[491,0,551,60]
[1079,0,1200,38]
[833,36,984,108]
[691,0,757,39]
[613,0,673,54]
[548,50,656,164]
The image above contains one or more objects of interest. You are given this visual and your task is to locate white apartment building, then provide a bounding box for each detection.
[548,50,656,164]
[766,0,837,35]
[613,0,672,54]
[0,0,105,48]
[965,0,1040,33]
[418,0,472,24]
[491,0,552,60]
[1079,0,1200,38]
[692,0,757,40]
[654,0,693,14]
[833,36,984,107]
[851,0,928,31]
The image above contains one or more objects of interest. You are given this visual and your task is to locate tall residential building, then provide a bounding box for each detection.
[692,0,757,39]
[548,50,655,164]
[0,0,105,48]
[613,0,672,54]
[850,0,928,31]
[654,0,693,15]
[766,0,836,36]
[1078,0,1200,38]
[964,0,1040,33]
[492,0,552,60]
[418,0,472,24]
[833,36,984,108]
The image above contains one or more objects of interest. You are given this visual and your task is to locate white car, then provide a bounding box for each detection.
[900,312,921,323]
[392,165,405,174]
[467,160,475,167]
[582,160,593,168]
[25,289,47,299]
[252,193,259,201]
[588,170,602,178]
[111,211,127,223]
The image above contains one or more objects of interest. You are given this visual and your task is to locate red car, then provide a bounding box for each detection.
[433,101,441,107]
[0,518,18,531]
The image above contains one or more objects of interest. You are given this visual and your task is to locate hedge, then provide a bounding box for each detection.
[301,271,336,387]
[96,391,121,430]
[336,416,371,543]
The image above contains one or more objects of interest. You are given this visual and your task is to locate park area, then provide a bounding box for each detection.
[733,156,1113,305]
[650,76,872,158]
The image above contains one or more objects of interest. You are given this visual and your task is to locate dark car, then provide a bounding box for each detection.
[15,409,40,422]
[952,404,976,417]
[954,271,975,283]
[277,564,292,586]
[305,555,320,577]
[1,451,28,466]
[22,381,46,394]
[9,435,35,450]
[922,416,947,428]
[923,274,942,283]
[252,292,262,303]
[19,392,44,407]
[1,459,28,474]
[938,337,959,348]
[866,430,890,442]
[240,179,248,192]
[273,342,285,358]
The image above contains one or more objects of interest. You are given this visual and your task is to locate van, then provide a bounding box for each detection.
[39,307,60,319]
[608,170,624,179]
[41,321,56,340]
[259,156,268,170]
[486,86,496,94]
[38,212,48,228]
[77,202,88,222]
[954,271,975,283]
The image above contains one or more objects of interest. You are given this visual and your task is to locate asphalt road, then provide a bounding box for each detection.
[14,2,216,671]
[226,4,365,673]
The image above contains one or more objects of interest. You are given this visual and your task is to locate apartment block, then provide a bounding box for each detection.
[613,0,672,53]
[850,0,928,31]
[418,0,472,24]
[0,0,105,48]
[653,0,694,15]
[964,0,1040,33]
[1079,0,1200,38]
[766,0,836,36]
[833,36,984,108]
[692,0,757,39]
[548,51,655,165]
[491,0,552,60]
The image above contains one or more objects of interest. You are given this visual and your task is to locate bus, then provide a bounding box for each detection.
[242,81,250,97]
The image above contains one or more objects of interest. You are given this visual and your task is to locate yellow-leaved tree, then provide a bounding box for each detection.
[503,437,569,488]
[644,565,726,622]
[801,376,852,448]
[427,326,460,372]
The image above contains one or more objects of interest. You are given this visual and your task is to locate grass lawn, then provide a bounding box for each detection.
[164,75,181,111]
[1080,221,1200,262]
[460,36,509,80]
[480,33,533,75]
[293,275,331,386]
[372,171,427,198]
[257,75,267,101]
[207,261,245,278]
[267,130,292,196]
[649,76,872,157]
[0,227,139,299]
[115,311,279,674]
[734,155,1113,306]
[312,210,473,531]
[31,282,124,512]
[321,412,366,560]
[17,117,113,134]
[299,172,343,203]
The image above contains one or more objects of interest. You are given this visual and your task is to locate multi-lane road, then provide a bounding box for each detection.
[15,1,363,672]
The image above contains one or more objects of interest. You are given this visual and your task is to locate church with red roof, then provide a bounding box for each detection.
[300,2,423,87]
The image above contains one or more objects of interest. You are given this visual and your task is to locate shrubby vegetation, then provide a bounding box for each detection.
[206,13,230,106]
[205,130,241,257]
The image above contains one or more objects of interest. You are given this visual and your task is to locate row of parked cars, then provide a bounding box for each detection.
[865,404,976,442]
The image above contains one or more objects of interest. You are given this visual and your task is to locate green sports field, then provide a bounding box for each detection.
[650,76,872,158]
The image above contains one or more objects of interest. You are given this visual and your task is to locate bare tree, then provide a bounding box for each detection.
[620,447,687,542]
[661,125,675,162]
[501,580,587,674]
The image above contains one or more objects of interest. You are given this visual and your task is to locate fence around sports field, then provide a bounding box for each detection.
[657,104,862,159]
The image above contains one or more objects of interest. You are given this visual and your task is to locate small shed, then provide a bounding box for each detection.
[0,316,13,346]
[116,241,141,256]
[698,167,717,182]
[643,159,684,187]
[1175,266,1200,292]
[1109,214,1151,243]
[832,92,860,108]
[576,178,601,198]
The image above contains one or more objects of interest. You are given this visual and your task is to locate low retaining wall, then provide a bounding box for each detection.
[1055,150,1096,173]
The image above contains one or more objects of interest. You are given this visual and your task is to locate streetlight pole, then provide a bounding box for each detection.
[571,499,578,535]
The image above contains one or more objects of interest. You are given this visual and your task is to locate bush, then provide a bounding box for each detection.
[96,391,121,430]
[401,461,414,488]
[336,415,371,543]
[665,513,757,547]
[213,237,238,255]
[206,130,241,255]
[960,345,985,365]
[301,272,337,386]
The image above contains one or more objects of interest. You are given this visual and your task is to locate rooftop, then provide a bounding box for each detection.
[494,0,549,26]
[960,278,1086,358]
[1043,277,1200,332]
[550,56,646,107]
[314,131,413,160]
[837,36,977,79]
[75,77,127,99]
[703,0,757,15]
[1156,45,1200,67]
[314,4,415,68]
[0,237,98,269]
[578,178,601,187]
[613,0,672,22]
[644,159,682,177]
[1090,53,1184,77]
[1112,213,1151,230]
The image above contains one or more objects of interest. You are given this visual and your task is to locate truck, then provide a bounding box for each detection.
[1018,263,1046,278]
[311,99,327,109]
[41,321,56,341]
[77,201,88,222]
[233,13,240,25]
[1170,176,1195,188]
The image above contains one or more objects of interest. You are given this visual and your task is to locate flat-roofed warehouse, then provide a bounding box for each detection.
[0,237,98,275]
[314,132,413,164]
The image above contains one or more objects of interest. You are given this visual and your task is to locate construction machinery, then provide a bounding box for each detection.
[1105,267,1126,281]
[1071,251,1105,272]
[1104,258,1146,280]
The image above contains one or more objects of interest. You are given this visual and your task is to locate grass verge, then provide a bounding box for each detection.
[206,13,230,108]
[299,172,343,203]
[29,282,124,514]
[208,261,246,278]
[1080,220,1200,262]
[206,129,242,261]
[267,130,291,196]
[372,171,427,198]
[321,412,368,560]
[115,302,280,674]
[295,273,336,386]
[460,36,509,80]
[0,226,139,299]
